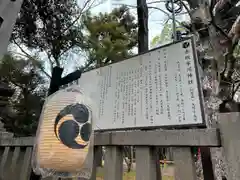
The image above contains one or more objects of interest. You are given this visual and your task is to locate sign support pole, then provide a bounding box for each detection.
[171,0,177,41]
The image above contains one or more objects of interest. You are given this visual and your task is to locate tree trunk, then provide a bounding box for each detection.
[137,0,148,53]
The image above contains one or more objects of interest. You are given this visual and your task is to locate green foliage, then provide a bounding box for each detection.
[150,35,161,48]
[3,3,138,136]
[80,6,138,70]
[151,21,188,48]
[150,22,172,48]
[11,0,82,66]
[0,54,47,136]
[159,22,172,44]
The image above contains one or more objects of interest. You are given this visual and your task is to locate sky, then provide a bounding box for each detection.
[66,0,189,74]
[89,0,189,45]
[13,0,190,77]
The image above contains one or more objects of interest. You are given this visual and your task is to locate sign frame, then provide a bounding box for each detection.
[77,36,206,131]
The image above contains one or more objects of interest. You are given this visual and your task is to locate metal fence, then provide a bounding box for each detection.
[0,113,240,180]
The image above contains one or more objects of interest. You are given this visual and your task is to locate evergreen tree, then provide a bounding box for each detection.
[79,6,138,71]
[11,0,86,68]
[0,54,47,136]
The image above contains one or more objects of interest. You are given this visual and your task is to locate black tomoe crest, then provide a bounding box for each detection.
[182,42,190,48]
[54,103,92,149]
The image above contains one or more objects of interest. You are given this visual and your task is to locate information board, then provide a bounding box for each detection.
[77,37,205,130]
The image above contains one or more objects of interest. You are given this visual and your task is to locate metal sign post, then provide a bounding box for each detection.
[170,0,177,41]
[165,0,184,42]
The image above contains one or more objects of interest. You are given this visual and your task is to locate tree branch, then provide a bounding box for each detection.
[147,1,166,4]
[61,0,102,34]
[232,82,240,98]
[43,50,55,71]
[119,3,182,24]
[59,44,77,58]
[12,40,51,79]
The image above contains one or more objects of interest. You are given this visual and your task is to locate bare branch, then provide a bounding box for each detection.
[232,82,240,98]
[117,3,182,24]
[180,0,191,15]
[61,0,103,34]
[148,6,182,24]
[147,1,166,4]
[210,0,231,40]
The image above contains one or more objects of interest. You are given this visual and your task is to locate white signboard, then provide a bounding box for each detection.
[78,37,205,130]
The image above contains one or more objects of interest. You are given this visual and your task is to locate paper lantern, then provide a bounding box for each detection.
[32,86,94,178]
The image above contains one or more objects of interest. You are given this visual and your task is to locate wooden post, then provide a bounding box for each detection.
[20,147,33,180]
[0,146,9,179]
[135,147,161,180]
[10,146,20,179]
[104,146,123,180]
[90,146,100,180]
[218,113,240,180]
[200,147,215,180]
[95,146,102,167]
[173,147,197,180]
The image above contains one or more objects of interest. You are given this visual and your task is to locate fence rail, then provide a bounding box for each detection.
[0,113,240,180]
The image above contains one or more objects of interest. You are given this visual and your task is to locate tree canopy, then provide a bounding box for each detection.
[0,54,47,136]
[0,5,138,136]
[79,6,138,71]
[11,0,85,68]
